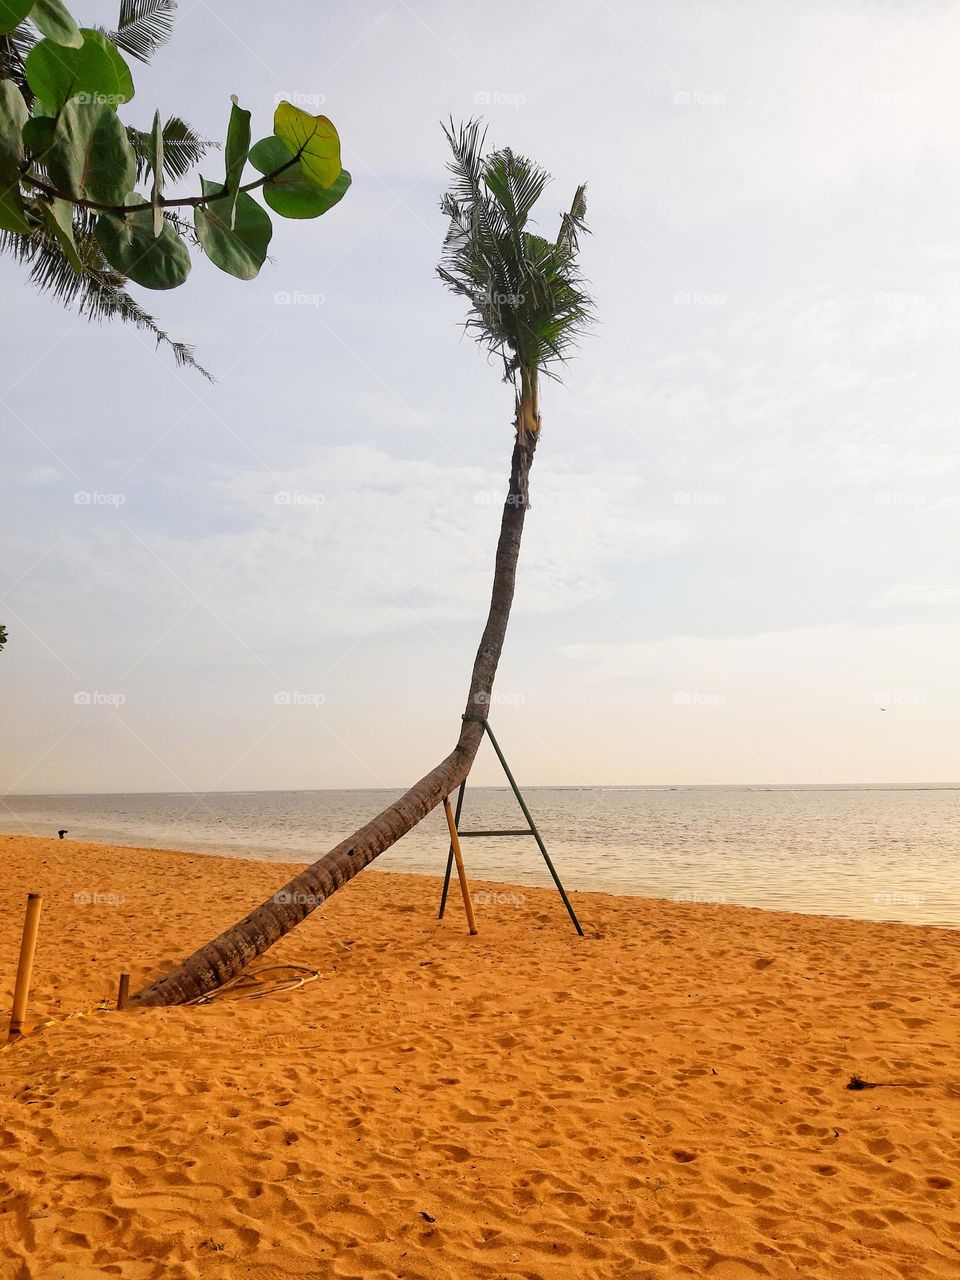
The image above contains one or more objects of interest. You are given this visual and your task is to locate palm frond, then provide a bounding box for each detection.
[0,215,213,379]
[109,0,176,63]
[0,27,33,83]
[127,115,214,185]
[438,118,593,389]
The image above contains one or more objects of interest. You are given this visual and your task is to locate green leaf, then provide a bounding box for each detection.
[250,137,351,219]
[222,95,250,226]
[37,195,83,269]
[147,107,162,235]
[263,167,351,219]
[22,113,56,157]
[273,101,340,189]
[0,78,27,169]
[0,182,30,232]
[26,29,134,112]
[95,195,191,289]
[0,79,29,231]
[46,98,135,203]
[29,0,83,47]
[194,176,271,280]
[0,1,34,37]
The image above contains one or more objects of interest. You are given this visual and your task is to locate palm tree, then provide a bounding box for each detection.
[130,120,593,1007]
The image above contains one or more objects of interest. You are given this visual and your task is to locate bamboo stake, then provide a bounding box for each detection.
[116,973,130,1011]
[8,893,42,1042]
[442,796,478,935]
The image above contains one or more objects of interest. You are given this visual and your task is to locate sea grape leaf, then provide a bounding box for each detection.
[46,97,135,204]
[26,28,134,112]
[38,196,83,269]
[95,195,191,289]
[30,0,83,46]
[250,134,351,219]
[194,176,271,279]
[273,101,340,189]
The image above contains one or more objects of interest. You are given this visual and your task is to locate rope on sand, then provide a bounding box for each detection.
[184,964,321,1006]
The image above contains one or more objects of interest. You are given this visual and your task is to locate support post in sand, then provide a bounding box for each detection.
[8,893,42,1042]
[442,796,478,936]
[116,973,130,1011]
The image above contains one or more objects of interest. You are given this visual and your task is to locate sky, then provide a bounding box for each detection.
[2,0,959,794]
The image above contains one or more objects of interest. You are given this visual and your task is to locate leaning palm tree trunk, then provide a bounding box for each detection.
[130,120,591,1008]
[131,432,536,1007]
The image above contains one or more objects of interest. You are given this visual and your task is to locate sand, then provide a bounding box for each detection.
[0,833,958,1280]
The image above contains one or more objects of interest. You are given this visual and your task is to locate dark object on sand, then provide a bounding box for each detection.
[847,1075,876,1090]
[847,1074,927,1091]
[57,829,68,839]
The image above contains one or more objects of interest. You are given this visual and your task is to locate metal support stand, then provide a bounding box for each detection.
[438,716,584,936]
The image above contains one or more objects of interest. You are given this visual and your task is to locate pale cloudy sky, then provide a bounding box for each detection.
[2,0,959,792]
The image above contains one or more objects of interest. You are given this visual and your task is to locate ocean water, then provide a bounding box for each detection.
[1,786,957,929]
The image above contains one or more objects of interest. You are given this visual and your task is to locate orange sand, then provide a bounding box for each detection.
[1,833,958,1279]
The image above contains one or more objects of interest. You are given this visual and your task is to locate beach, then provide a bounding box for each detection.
[1,833,957,1279]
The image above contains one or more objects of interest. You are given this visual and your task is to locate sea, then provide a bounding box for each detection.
[0,786,957,929]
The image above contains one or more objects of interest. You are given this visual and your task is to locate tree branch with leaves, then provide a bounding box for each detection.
[0,0,350,376]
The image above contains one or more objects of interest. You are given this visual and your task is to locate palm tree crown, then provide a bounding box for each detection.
[437,119,593,436]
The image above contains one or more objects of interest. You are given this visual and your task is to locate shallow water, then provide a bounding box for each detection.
[1,785,957,929]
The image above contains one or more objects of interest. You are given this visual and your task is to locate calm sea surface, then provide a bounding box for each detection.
[1,787,957,929]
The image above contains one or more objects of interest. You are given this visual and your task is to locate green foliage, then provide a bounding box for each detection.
[194,177,270,279]
[25,28,134,110]
[273,101,341,189]
[108,0,173,63]
[96,192,189,287]
[0,0,349,375]
[37,192,81,266]
[29,0,82,47]
[249,134,351,219]
[437,119,592,391]
[0,74,28,228]
[46,98,136,201]
[0,2,34,36]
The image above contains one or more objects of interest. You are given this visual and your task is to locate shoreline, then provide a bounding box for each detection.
[0,828,954,935]
[2,833,958,1278]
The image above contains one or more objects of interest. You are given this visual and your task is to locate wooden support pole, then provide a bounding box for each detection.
[442,796,478,936]
[117,973,130,1011]
[8,893,42,1042]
